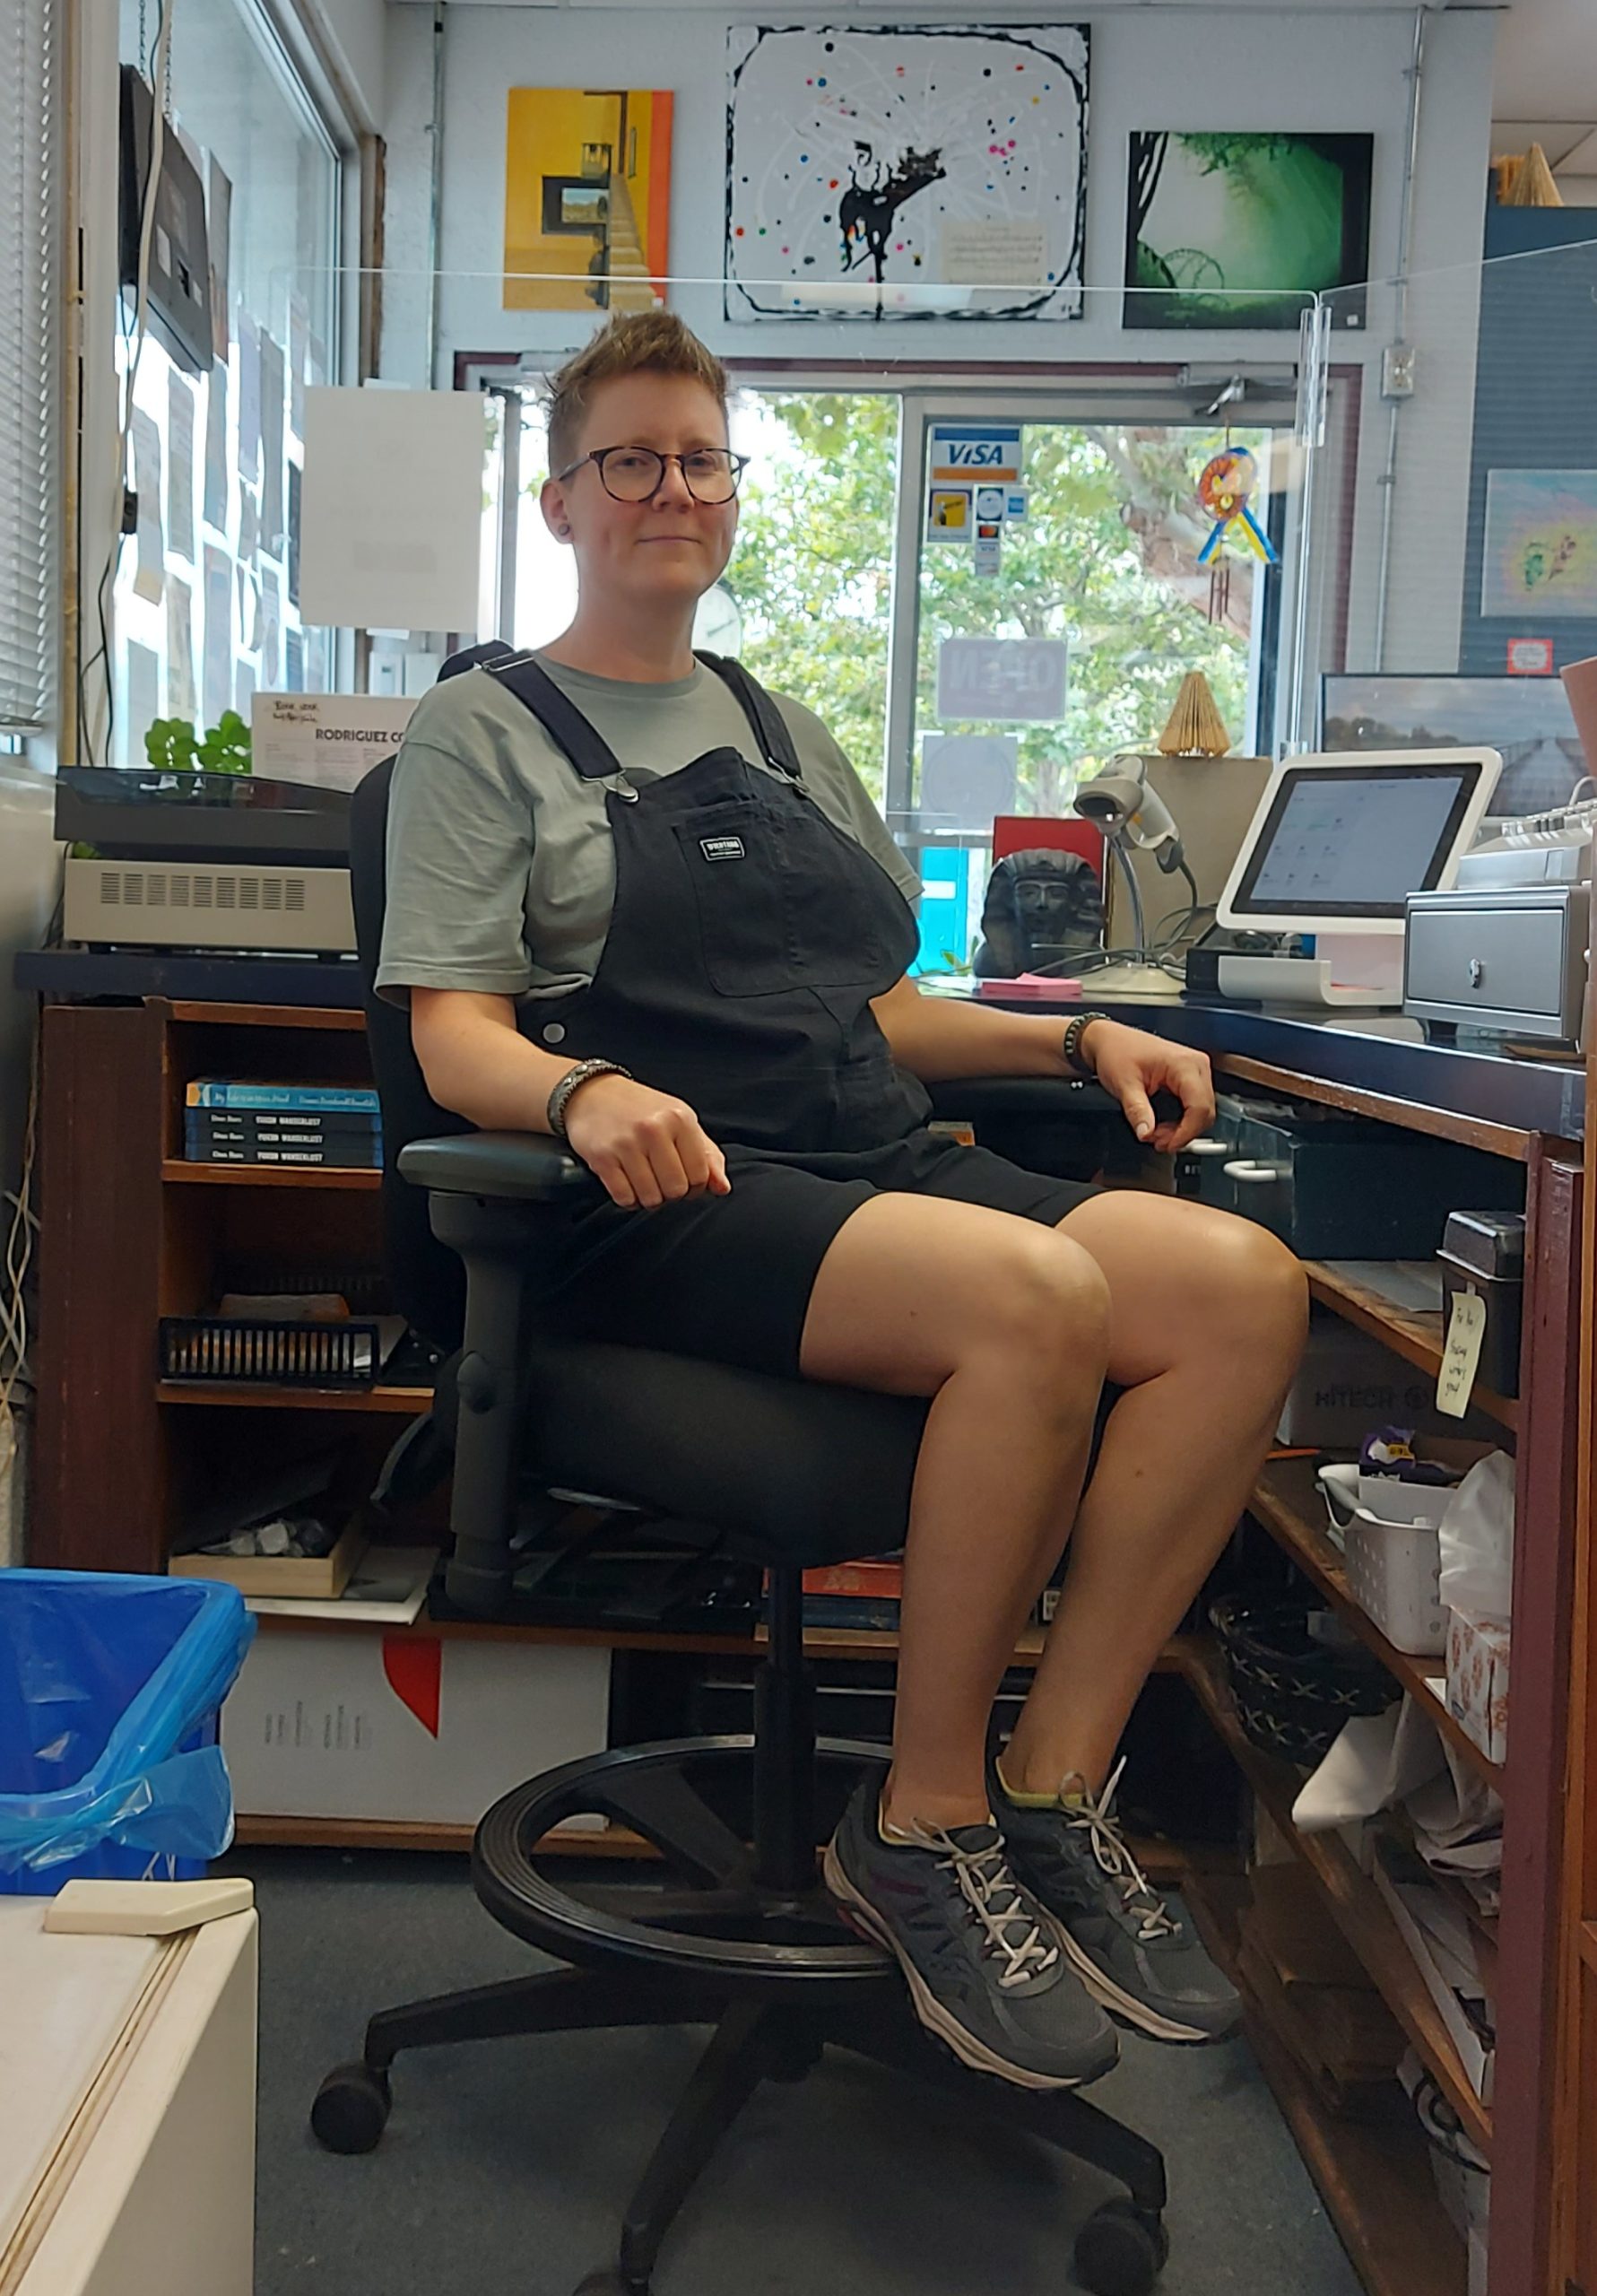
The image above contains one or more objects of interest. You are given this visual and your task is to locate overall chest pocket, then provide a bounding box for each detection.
[673,799,897,997]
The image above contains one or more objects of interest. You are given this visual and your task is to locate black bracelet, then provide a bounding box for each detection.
[546,1058,632,1141]
[1062,1011,1109,1079]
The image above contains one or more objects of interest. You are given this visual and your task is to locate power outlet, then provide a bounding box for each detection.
[1382,344,1417,400]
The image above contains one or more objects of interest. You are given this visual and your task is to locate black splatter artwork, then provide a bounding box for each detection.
[725,22,1089,324]
[839,144,948,296]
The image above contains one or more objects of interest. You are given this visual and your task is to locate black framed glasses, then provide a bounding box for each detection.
[555,445,750,504]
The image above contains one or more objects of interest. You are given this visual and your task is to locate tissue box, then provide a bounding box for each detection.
[1446,1613,1510,1764]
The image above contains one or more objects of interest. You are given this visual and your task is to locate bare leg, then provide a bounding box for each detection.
[800,1195,1110,1836]
[1001,1195,1307,1797]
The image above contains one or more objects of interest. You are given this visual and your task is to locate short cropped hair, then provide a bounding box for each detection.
[545,313,730,474]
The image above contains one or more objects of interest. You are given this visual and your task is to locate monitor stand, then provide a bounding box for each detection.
[1213,932,1404,1010]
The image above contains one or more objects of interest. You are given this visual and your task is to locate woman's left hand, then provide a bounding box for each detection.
[1081,1019,1216,1153]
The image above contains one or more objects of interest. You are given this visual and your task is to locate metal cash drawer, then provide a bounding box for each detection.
[1404,885,1588,1044]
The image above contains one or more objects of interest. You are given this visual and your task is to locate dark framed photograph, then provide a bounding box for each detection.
[1321,672,1586,816]
[1124,132,1373,331]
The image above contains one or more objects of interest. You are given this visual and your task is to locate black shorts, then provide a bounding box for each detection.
[537,1129,1101,1380]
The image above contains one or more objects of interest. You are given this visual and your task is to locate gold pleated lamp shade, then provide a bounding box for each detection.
[1158,671,1233,758]
[1496,144,1564,207]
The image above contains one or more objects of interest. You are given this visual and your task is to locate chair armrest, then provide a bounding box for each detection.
[926,1076,1117,1120]
[397,1130,596,1200]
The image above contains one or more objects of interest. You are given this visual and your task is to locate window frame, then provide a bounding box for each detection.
[472,356,1350,813]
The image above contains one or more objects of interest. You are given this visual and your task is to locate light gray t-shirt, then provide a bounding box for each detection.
[375,656,918,1006]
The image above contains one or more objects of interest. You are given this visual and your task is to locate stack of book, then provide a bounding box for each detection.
[184,1080,384,1168]
[797,1558,903,1632]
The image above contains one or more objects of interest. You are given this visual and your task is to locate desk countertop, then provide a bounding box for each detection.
[13,950,1586,1144]
[981,988,1587,1146]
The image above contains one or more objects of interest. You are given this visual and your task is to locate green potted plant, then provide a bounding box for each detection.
[143,712,252,775]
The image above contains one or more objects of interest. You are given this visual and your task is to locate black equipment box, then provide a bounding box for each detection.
[1176,1096,1522,1259]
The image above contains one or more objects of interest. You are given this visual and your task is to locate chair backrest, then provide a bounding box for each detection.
[349,756,473,1350]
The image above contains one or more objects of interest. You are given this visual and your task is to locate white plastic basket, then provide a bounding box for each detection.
[1317,1469,1450,1657]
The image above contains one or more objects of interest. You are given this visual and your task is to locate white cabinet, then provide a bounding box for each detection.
[0,1901,256,2296]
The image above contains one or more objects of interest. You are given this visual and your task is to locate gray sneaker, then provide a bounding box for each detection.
[992,1755,1242,2045]
[822,1777,1119,2091]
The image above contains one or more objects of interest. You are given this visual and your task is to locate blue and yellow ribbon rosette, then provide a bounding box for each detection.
[1196,448,1279,566]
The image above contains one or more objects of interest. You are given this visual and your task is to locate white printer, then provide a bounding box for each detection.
[1404,800,1594,1053]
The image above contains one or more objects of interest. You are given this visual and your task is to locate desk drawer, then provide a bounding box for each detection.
[1405,888,1587,1039]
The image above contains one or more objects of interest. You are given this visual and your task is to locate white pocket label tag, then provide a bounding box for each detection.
[699,836,746,863]
[1437,1290,1487,1420]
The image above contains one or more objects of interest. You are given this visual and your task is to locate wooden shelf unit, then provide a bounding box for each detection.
[1182,1870,1469,2296]
[1248,1458,1503,1792]
[1302,1261,1519,1433]
[158,1379,435,1413]
[1180,1636,1493,2159]
[162,1160,382,1188]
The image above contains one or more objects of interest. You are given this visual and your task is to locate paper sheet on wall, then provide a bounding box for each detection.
[167,372,196,565]
[239,484,259,571]
[126,641,160,760]
[234,657,256,720]
[129,411,165,604]
[939,221,1049,291]
[299,387,488,631]
[289,297,308,437]
[206,158,232,362]
[236,310,261,484]
[284,627,304,692]
[260,333,286,559]
[203,545,233,731]
[261,567,282,689]
[287,462,301,606]
[167,575,197,721]
[204,360,230,532]
[237,562,262,655]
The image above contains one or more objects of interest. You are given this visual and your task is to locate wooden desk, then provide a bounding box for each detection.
[22,982,1587,2296]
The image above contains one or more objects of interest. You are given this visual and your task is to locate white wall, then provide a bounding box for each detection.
[379,3,1499,678]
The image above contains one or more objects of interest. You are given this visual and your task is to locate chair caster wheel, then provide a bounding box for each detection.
[1073,2197,1168,2296]
[572,2273,647,2296]
[309,2062,392,2154]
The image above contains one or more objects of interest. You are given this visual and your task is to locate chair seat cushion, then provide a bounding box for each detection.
[520,1344,926,1567]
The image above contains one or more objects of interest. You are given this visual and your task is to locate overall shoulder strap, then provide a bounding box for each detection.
[696,651,804,779]
[486,652,627,782]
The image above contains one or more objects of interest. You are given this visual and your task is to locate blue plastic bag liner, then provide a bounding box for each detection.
[0,1571,256,1878]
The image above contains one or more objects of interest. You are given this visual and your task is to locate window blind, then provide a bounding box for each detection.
[0,0,58,733]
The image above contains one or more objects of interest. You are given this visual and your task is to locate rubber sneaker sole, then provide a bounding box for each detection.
[1048,1918,1239,2045]
[822,1840,1119,2091]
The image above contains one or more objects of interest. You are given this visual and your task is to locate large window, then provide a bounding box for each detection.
[0,0,59,733]
[490,379,1282,802]
[108,0,343,763]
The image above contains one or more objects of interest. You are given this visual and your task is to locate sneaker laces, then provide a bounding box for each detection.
[919,1824,1060,1987]
[1062,1761,1180,1944]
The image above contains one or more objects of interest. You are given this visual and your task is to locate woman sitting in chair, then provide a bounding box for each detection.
[378,313,1306,2093]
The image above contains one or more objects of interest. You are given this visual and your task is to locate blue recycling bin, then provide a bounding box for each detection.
[0,1570,256,1894]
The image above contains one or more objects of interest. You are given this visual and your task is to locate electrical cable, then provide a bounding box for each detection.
[82,0,174,765]
[0,1033,41,1500]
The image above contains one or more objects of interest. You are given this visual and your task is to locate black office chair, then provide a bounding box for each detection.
[309,756,1170,2296]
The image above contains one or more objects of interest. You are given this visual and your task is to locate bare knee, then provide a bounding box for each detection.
[1211,1216,1308,1356]
[966,1231,1112,1386]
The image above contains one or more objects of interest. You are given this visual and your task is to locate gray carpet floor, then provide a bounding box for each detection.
[232,1847,1363,2296]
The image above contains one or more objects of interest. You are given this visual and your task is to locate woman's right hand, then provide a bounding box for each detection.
[560,1074,733,1210]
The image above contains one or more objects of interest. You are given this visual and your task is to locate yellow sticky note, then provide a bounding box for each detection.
[1436,1290,1487,1420]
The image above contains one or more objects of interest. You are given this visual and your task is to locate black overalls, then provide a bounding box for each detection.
[488,649,1098,1376]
